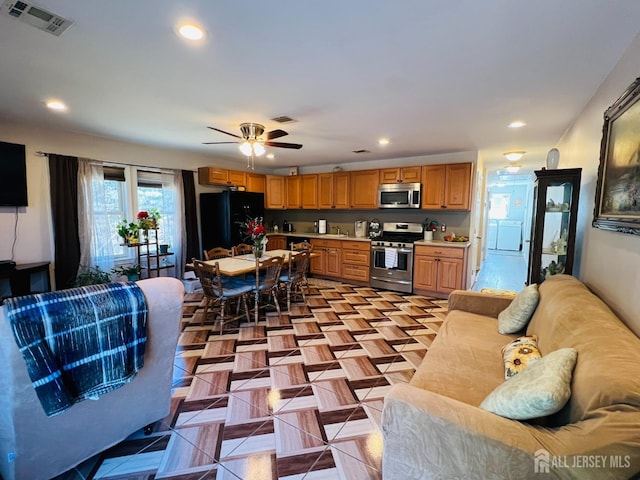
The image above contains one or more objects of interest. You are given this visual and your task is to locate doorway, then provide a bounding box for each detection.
[473,170,534,292]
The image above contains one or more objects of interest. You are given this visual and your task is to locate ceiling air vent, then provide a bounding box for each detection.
[352,149,371,154]
[0,0,73,36]
[271,115,297,124]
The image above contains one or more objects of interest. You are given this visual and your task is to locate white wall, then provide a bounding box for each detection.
[557,32,640,335]
[0,120,240,275]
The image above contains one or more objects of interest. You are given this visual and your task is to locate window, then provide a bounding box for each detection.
[489,192,510,220]
[79,161,183,276]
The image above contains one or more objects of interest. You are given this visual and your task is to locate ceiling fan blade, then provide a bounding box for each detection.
[207,126,242,139]
[202,141,239,145]
[264,129,288,140]
[264,141,303,149]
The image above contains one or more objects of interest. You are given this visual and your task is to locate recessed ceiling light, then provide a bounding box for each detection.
[378,138,390,146]
[46,100,67,111]
[508,121,526,129]
[266,153,275,159]
[178,23,204,41]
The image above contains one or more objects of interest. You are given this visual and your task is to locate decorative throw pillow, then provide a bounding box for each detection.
[497,284,540,334]
[502,335,542,379]
[480,348,578,420]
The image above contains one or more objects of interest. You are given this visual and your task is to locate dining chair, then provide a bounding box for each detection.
[204,247,232,260]
[232,243,253,256]
[279,250,311,312]
[290,240,314,253]
[192,258,252,333]
[251,255,283,324]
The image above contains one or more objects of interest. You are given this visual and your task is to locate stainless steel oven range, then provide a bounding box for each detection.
[369,222,423,293]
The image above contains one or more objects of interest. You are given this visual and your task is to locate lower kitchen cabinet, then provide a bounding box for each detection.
[267,235,287,250]
[341,240,370,284]
[413,244,468,298]
[310,238,342,278]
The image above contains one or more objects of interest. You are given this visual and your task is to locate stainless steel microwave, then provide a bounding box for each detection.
[377,182,422,209]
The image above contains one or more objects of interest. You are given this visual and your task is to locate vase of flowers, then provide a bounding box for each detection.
[243,216,268,259]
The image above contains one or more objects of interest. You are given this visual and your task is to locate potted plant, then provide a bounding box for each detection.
[116,220,139,244]
[74,265,111,286]
[111,264,141,281]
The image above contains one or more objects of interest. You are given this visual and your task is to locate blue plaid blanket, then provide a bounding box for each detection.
[4,282,147,417]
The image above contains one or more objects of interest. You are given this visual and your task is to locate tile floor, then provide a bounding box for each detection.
[472,249,527,292]
[56,280,447,480]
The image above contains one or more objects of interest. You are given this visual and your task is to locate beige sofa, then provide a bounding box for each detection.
[0,277,184,480]
[382,275,640,479]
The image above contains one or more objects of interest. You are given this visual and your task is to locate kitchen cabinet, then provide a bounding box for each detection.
[413,244,467,298]
[285,176,302,209]
[341,240,370,284]
[527,168,581,285]
[379,166,421,184]
[267,235,287,250]
[265,175,286,209]
[310,238,342,278]
[318,172,350,209]
[246,173,266,193]
[301,174,318,209]
[198,167,248,187]
[349,169,379,209]
[421,163,472,211]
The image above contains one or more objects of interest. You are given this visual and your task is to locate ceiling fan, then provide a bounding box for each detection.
[203,122,303,157]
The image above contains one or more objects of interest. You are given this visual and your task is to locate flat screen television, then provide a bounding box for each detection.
[0,141,28,207]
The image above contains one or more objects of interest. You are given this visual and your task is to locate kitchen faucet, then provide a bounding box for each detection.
[334,226,341,235]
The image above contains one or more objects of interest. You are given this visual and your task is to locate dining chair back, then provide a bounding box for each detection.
[204,247,232,260]
[232,243,253,256]
[290,241,314,253]
[192,258,252,333]
[280,251,311,312]
[252,255,283,324]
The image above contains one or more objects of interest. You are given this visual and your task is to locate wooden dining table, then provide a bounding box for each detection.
[203,249,314,276]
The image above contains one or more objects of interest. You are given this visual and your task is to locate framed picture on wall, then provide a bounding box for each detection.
[593,76,640,234]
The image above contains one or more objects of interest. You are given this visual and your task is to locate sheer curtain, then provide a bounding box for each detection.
[77,159,117,274]
[161,170,186,279]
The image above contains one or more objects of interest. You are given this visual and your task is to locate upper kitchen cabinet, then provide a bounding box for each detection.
[301,174,318,209]
[246,173,266,193]
[285,175,302,209]
[198,167,247,187]
[318,172,350,209]
[265,175,286,209]
[379,166,421,184]
[350,169,379,209]
[421,163,472,211]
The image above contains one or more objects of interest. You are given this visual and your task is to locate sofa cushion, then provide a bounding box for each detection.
[479,347,577,420]
[527,275,640,424]
[497,284,539,334]
[502,335,541,379]
[410,310,519,407]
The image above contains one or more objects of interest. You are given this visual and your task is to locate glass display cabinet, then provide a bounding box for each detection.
[527,168,582,285]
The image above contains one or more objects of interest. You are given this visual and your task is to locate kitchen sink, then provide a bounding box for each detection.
[320,233,348,238]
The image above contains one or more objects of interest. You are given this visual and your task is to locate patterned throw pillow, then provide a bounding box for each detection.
[497,284,540,334]
[480,348,578,420]
[502,335,542,379]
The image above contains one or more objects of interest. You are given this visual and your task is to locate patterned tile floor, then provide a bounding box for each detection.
[56,279,447,480]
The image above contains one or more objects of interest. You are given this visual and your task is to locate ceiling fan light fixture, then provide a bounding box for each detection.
[239,141,253,156]
[253,142,266,156]
[503,151,525,162]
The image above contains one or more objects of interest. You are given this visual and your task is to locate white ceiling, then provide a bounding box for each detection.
[1,1,639,172]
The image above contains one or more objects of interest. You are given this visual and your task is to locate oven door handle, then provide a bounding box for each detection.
[372,247,414,254]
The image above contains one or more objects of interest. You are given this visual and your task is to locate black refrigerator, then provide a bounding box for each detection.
[200,191,265,251]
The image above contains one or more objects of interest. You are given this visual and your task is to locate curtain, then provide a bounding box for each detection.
[77,159,117,274]
[49,154,80,290]
[182,170,199,264]
[161,170,186,279]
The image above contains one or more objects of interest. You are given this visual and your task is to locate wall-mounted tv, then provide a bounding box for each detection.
[0,141,28,207]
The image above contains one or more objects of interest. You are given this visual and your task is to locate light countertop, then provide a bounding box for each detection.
[267,232,371,242]
[414,239,471,248]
